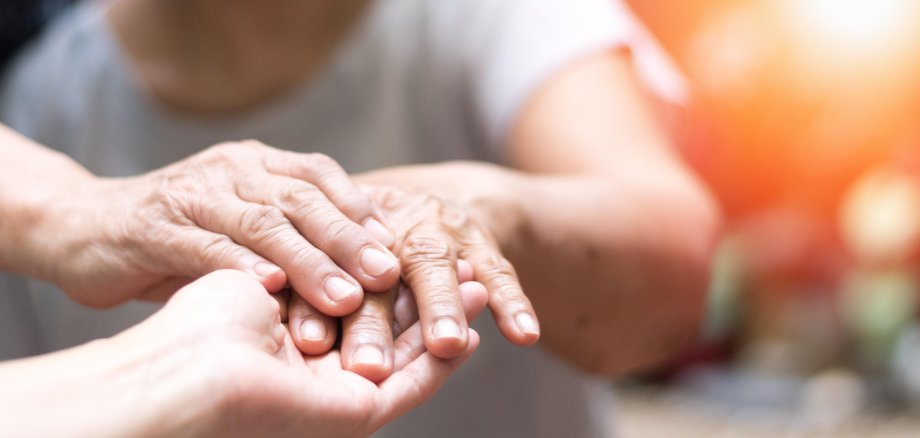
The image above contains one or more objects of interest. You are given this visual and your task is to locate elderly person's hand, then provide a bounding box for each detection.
[28,141,400,315]
[0,270,487,437]
[289,259,482,381]
[288,168,540,377]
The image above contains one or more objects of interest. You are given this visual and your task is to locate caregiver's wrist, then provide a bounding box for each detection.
[101,327,219,437]
[26,336,188,437]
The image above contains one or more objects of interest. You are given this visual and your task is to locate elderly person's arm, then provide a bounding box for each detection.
[499,52,719,374]
[292,51,720,376]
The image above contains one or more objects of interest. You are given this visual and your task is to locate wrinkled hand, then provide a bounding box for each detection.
[111,270,485,438]
[41,141,400,311]
[289,183,540,371]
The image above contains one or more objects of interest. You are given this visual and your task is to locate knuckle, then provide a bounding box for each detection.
[200,144,239,164]
[290,246,331,273]
[220,139,265,155]
[348,318,390,343]
[276,184,320,211]
[283,194,363,247]
[291,153,339,178]
[440,206,470,231]
[197,235,240,267]
[336,191,374,218]
[493,278,525,300]
[238,205,288,237]
[486,272,525,300]
[418,292,461,314]
[320,217,360,247]
[202,140,265,166]
[286,194,330,220]
[306,152,338,170]
[238,139,267,150]
[376,187,412,211]
[157,187,194,220]
[402,236,453,264]
[476,253,518,280]
[418,195,443,215]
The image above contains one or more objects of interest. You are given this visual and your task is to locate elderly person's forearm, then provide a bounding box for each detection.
[0,124,94,278]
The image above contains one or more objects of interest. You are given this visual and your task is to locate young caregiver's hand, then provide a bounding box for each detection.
[149,270,482,438]
[0,270,481,438]
[33,141,399,312]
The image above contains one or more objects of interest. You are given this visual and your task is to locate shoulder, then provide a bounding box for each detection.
[430,0,636,42]
[366,0,636,59]
[421,0,640,149]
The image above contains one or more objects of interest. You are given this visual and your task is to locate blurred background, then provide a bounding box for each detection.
[617,0,920,435]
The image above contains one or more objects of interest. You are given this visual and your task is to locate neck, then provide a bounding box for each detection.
[109,0,369,115]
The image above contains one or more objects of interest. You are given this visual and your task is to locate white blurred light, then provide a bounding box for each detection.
[792,0,911,47]
[840,168,920,265]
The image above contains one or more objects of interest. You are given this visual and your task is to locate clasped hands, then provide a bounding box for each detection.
[34,141,539,433]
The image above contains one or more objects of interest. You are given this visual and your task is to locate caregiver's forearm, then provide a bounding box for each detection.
[0,337,187,437]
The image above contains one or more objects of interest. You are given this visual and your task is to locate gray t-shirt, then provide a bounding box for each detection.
[0,0,647,436]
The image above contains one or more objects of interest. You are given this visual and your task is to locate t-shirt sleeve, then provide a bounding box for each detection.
[455,0,639,152]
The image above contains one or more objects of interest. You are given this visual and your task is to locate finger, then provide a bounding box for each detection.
[189,194,365,316]
[457,259,474,283]
[391,262,474,338]
[399,228,469,358]
[392,282,417,338]
[288,292,337,355]
[393,280,488,370]
[458,281,490,321]
[376,329,480,428]
[235,174,399,291]
[163,227,288,292]
[341,288,396,382]
[261,150,396,247]
[272,288,292,323]
[464,245,540,345]
[170,270,283,343]
[275,325,307,365]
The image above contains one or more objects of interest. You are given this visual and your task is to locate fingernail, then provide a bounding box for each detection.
[514,312,539,335]
[352,344,385,366]
[364,218,395,247]
[433,317,463,340]
[325,276,359,302]
[253,262,281,278]
[360,247,398,277]
[299,318,327,342]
